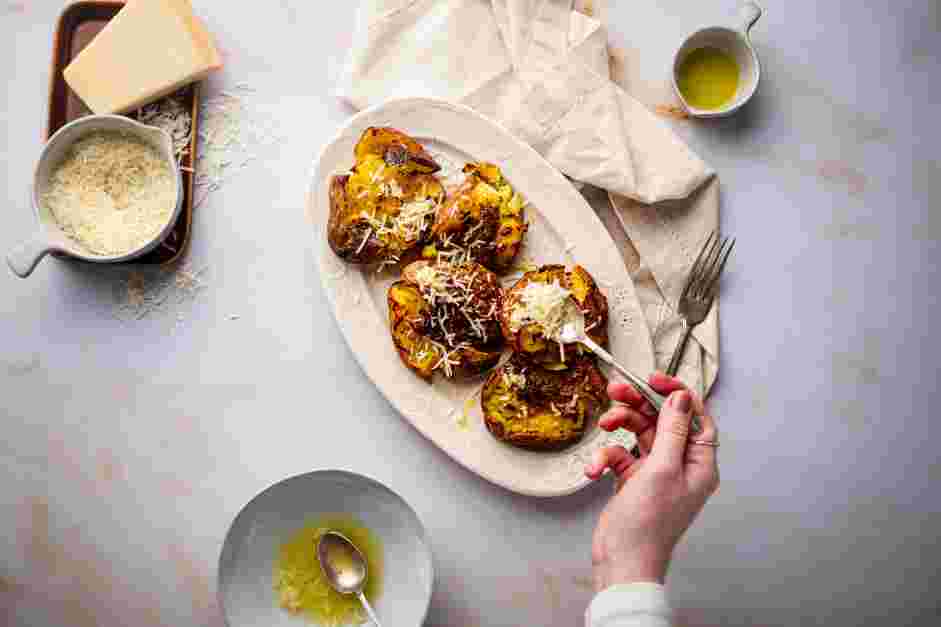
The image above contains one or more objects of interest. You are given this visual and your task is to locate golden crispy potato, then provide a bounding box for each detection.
[501,264,608,368]
[422,163,527,272]
[328,127,445,264]
[388,260,504,379]
[354,127,440,174]
[482,352,608,450]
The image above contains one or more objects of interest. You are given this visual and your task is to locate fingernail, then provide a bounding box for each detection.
[671,390,691,413]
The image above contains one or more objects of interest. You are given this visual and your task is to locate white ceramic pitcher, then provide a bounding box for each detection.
[6,115,183,278]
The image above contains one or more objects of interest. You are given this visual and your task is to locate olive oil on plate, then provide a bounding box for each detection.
[677,47,740,111]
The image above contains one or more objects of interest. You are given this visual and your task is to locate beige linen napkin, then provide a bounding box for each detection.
[340,0,720,395]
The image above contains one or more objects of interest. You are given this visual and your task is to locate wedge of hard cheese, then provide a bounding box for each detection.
[64,0,222,114]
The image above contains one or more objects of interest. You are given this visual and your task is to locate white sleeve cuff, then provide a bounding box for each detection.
[586,582,672,627]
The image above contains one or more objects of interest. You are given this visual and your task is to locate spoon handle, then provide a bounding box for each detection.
[358,591,382,627]
[580,336,702,434]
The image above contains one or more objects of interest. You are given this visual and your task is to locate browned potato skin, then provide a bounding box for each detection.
[388,281,438,379]
[328,174,383,263]
[426,162,527,272]
[482,353,608,450]
[431,178,499,257]
[354,127,440,174]
[500,265,609,368]
[328,128,445,264]
[387,260,504,379]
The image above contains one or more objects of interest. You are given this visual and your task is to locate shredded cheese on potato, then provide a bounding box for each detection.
[503,369,527,390]
[360,199,437,247]
[414,265,446,292]
[414,264,496,351]
[394,199,437,241]
[509,280,574,339]
[429,339,467,377]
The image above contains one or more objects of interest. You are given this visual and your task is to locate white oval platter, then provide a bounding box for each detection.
[308,98,654,497]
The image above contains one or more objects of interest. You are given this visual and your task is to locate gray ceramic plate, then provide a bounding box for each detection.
[218,470,433,626]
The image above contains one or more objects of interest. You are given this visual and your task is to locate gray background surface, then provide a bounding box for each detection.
[2,1,939,626]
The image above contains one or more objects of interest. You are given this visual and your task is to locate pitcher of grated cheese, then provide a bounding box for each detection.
[6,115,183,278]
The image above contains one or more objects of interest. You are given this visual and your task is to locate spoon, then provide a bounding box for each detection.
[555,306,702,434]
[317,531,382,626]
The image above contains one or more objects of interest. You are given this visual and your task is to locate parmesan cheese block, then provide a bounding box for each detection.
[64,0,222,114]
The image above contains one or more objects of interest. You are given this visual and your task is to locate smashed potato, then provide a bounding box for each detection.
[482,352,607,450]
[501,264,609,369]
[328,128,445,265]
[422,162,527,272]
[388,260,504,379]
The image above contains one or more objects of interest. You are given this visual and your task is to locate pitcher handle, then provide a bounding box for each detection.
[740,1,763,38]
[7,232,53,278]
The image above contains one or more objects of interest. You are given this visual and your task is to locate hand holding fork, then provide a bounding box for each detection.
[624,230,733,457]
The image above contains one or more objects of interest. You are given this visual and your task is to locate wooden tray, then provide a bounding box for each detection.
[48,0,199,265]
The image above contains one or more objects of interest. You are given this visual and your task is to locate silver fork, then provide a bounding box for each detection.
[555,308,705,435]
[666,230,735,376]
[627,230,733,458]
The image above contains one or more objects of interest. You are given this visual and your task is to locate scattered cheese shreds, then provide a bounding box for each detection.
[414,265,445,292]
[136,91,193,162]
[194,85,283,203]
[114,264,208,322]
[174,266,204,290]
[502,368,526,390]
[360,198,437,247]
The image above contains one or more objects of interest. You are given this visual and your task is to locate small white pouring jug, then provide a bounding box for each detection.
[6,115,183,278]
[672,1,764,118]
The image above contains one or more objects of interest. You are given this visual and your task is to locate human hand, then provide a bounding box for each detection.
[585,373,719,591]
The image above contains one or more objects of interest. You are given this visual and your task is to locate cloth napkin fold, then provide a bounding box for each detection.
[340,0,719,396]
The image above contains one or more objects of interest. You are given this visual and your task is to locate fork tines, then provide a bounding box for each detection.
[685,230,735,303]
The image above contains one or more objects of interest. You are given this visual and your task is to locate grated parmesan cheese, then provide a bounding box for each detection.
[429,339,467,377]
[194,85,283,206]
[393,199,437,242]
[502,369,527,390]
[508,280,575,340]
[136,92,192,163]
[413,264,497,350]
[360,198,437,246]
[114,264,207,322]
[414,265,446,293]
[42,131,176,256]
